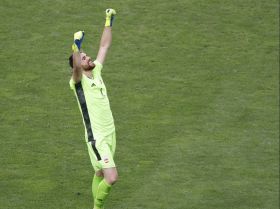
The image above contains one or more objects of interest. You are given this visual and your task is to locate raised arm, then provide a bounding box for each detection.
[72,51,82,83]
[96,9,116,65]
[71,31,85,83]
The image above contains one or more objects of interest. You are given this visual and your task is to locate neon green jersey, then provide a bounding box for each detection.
[70,60,115,140]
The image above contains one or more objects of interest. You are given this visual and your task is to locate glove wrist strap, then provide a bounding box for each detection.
[72,43,79,53]
[105,17,111,27]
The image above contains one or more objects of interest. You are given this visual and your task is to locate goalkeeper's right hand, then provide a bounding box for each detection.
[72,31,85,52]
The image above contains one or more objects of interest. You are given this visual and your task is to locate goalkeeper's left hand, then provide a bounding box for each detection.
[72,31,85,52]
[105,8,117,27]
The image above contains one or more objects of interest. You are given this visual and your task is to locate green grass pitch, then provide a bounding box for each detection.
[0,0,279,208]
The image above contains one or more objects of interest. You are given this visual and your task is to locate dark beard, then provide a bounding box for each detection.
[85,61,95,71]
[84,65,94,71]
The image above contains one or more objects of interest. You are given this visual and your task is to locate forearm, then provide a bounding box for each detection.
[99,27,112,49]
[73,51,81,70]
[72,51,82,81]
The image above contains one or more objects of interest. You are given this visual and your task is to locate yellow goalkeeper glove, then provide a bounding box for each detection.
[72,31,85,52]
[105,8,116,27]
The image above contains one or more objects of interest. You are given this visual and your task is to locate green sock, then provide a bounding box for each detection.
[92,175,103,199]
[94,179,112,209]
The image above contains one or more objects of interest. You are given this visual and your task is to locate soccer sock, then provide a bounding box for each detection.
[92,175,103,199]
[94,179,112,209]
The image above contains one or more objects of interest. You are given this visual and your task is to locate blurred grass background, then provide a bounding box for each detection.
[0,0,279,208]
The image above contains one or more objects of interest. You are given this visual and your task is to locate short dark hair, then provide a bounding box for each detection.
[69,54,73,68]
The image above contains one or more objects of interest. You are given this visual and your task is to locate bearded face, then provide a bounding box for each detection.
[80,52,95,71]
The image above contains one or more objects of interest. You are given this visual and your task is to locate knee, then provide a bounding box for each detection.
[106,173,118,185]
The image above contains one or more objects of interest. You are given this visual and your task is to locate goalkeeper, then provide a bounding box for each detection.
[68,9,117,209]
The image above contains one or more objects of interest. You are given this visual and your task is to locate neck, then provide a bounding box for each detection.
[83,70,93,78]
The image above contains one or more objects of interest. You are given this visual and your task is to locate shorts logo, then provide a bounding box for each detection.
[104,158,109,163]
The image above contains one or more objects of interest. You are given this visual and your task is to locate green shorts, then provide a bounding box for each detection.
[87,131,116,172]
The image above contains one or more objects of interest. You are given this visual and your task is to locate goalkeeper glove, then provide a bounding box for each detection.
[72,31,85,52]
[105,8,116,27]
